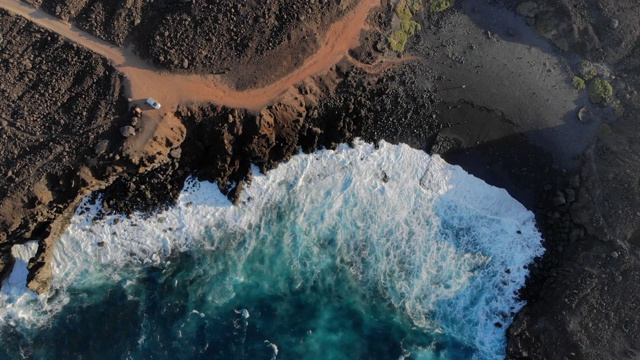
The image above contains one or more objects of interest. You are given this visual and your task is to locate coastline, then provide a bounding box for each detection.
[1,0,640,358]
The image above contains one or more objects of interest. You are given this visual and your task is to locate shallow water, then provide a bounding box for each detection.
[0,141,543,360]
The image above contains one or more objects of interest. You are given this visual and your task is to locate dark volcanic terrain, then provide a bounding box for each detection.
[1,0,640,359]
[21,0,359,90]
[0,8,131,291]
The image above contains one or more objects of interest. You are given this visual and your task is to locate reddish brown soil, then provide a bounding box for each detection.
[1,0,379,115]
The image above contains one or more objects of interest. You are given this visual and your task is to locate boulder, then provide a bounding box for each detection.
[120,126,136,137]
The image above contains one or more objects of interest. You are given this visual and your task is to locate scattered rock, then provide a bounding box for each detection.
[169,148,182,159]
[516,2,540,18]
[609,19,619,30]
[610,251,619,259]
[565,188,576,203]
[94,140,109,155]
[120,126,136,137]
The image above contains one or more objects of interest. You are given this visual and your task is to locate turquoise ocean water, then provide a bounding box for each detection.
[0,141,543,359]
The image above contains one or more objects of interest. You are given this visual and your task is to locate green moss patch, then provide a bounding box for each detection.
[577,61,597,81]
[430,0,454,12]
[572,76,586,90]
[389,0,422,53]
[612,99,624,118]
[396,2,413,20]
[587,77,613,104]
[400,20,422,36]
[388,30,409,52]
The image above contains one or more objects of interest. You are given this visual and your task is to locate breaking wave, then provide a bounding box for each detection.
[0,141,543,359]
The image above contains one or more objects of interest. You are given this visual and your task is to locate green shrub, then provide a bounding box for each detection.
[390,0,422,53]
[612,99,624,117]
[388,30,409,52]
[572,76,586,90]
[587,77,613,104]
[395,0,413,20]
[577,61,597,81]
[400,20,422,36]
[411,0,421,11]
[430,0,453,12]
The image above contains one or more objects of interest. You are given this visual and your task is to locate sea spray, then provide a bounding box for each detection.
[0,141,543,360]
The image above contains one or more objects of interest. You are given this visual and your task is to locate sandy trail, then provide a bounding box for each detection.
[0,0,379,113]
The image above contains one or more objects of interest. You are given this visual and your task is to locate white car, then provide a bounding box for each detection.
[146,98,161,110]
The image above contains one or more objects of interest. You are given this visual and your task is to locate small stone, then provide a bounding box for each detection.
[610,251,619,259]
[94,140,109,155]
[182,58,189,68]
[131,117,138,126]
[609,19,619,30]
[120,126,135,137]
[169,148,182,159]
[381,171,390,183]
[615,275,623,282]
[97,241,105,247]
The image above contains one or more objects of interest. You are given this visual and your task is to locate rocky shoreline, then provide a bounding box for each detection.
[1,0,640,358]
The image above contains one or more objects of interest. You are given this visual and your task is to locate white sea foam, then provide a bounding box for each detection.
[0,140,543,359]
[0,242,41,326]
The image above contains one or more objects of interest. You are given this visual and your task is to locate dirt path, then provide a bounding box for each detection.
[0,0,379,114]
